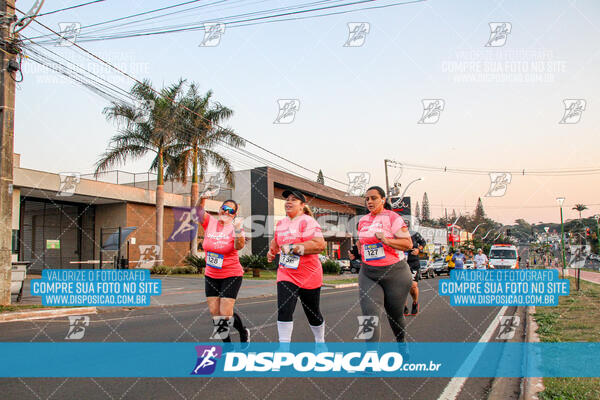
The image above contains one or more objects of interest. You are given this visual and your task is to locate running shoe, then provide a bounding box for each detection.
[410,302,419,316]
[240,327,250,343]
[404,305,410,316]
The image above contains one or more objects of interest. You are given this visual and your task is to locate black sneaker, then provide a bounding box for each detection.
[410,302,419,316]
[240,327,250,343]
[404,305,409,316]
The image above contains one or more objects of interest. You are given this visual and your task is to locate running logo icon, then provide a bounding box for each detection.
[65,316,90,340]
[191,345,222,375]
[344,22,370,47]
[485,172,512,197]
[569,245,590,269]
[559,99,586,124]
[58,172,80,196]
[354,316,379,340]
[274,99,300,124]
[133,99,155,124]
[346,172,370,197]
[485,22,512,47]
[168,207,203,242]
[199,173,225,198]
[496,316,520,340]
[138,245,160,269]
[200,23,225,47]
[57,22,81,46]
[210,316,233,340]
[418,99,445,124]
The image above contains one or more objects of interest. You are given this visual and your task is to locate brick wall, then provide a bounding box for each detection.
[126,203,190,267]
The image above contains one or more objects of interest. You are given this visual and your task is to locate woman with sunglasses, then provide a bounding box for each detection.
[200,199,250,343]
[357,186,413,343]
[266,189,326,345]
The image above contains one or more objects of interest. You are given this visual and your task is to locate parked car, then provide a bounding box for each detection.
[433,259,449,275]
[319,255,351,274]
[419,259,435,279]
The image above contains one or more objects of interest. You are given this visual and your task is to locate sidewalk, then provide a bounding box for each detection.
[561,268,600,285]
[12,272,358,308]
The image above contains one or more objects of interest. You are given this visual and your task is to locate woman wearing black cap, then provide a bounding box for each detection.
[267,189,327,345]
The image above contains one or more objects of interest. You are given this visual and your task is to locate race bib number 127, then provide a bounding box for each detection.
[363,243,385,261]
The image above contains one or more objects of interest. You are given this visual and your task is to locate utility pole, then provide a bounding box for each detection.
[0,0,16,305]
[384,159,390,197]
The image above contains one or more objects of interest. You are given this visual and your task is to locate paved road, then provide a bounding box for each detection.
[16,273,359,307]
[1,276,519,400]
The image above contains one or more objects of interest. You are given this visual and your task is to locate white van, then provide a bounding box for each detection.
[489,244,519,269]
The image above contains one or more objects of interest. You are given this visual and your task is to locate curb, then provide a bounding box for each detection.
[520,306,545,400]
[322,283,358,289]
[0,307,97,323]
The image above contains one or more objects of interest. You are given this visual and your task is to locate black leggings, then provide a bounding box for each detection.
[277,281,323,326]
[358,260,412,342]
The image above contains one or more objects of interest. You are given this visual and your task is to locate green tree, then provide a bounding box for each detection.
[415,201,421,221]
[95,79,186,264]
[474,197,485,221]
[316,169,324,185]
[572,204,588,220]
[167,84,245,255]
[422,192,431,222]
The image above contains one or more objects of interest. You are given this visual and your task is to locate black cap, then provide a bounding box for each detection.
[282,189,306,203]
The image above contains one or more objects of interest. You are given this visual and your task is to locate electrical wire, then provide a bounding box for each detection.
[16,6,356,188]
[36,0,106,17]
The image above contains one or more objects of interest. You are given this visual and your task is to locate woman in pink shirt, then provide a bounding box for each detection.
[267,189,326,344]
[201,199,250,343]
[357,186,413,342]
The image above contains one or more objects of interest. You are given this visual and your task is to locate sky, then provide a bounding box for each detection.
[13,0,600,225]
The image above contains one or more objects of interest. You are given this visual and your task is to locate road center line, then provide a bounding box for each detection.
[437,305,509,400]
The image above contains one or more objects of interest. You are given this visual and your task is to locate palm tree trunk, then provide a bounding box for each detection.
[156,151,165,266]
[190,148,199,256]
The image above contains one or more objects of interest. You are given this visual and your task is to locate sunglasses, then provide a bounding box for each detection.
[221,204,236,215]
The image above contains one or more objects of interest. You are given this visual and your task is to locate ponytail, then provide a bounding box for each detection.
[303,204,314,217]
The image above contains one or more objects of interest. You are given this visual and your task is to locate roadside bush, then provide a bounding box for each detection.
[185,254,206,270]
[150,265,170,275]
[322,259,340,274]
[240,254,277,270]
[151,265,198,275]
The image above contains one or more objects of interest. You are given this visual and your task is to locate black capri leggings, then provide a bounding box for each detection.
[205,276,243,299]
[277,281,324,326]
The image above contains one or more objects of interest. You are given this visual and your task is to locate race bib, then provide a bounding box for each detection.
[363,243,385,261]
[206,252,224,269]
[279,252,300,269]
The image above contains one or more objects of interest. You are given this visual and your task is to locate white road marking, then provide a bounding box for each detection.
[437,306,509,400]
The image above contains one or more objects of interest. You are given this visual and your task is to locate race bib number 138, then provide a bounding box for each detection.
[279,253,300,269]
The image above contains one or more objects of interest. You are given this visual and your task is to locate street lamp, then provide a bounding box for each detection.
[391,177,423,208]
[556,197,567,278]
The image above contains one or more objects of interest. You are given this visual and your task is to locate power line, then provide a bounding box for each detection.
[389,160,600,177]
[27,0,423,44]
[36,0,106,17]
[16,5,354,188]
[19,36,350,192]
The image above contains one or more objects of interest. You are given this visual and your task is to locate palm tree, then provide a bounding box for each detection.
[166,83,245,255]
[572,204,588,220]
[95,79,186,264]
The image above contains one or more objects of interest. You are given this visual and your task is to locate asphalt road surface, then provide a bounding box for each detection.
[0,276,519,400]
